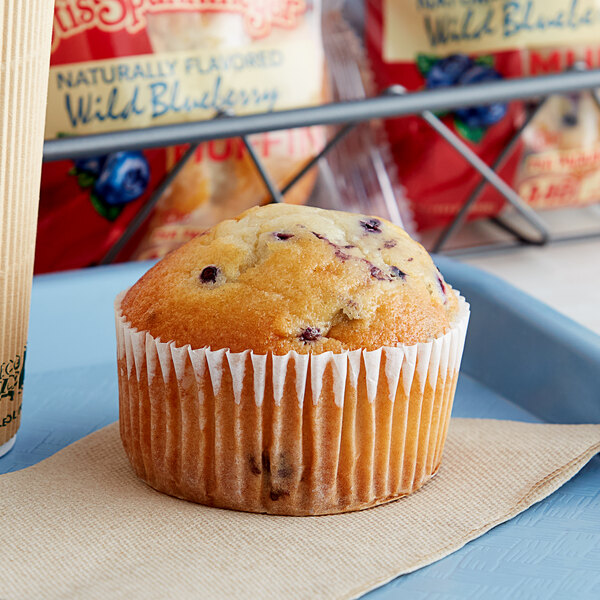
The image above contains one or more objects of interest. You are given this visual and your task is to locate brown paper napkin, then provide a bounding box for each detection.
[1,418,599,600]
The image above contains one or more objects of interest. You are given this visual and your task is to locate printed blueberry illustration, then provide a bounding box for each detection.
[69,150,151,221]
[454,65,507,128]
[94,151,150,206]
[425,54,474,88]
[73,156,106,176]
[419,53,508,142]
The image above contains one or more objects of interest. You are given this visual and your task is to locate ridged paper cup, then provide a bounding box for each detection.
[0,1,54,457]
[116,293,470,515]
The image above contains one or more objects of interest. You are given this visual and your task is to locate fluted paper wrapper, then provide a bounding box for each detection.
[0,1,54,451]
[1,420,599,599]
[116,293,470,515]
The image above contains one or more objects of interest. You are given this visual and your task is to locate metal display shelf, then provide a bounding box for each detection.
[42,69,600,259]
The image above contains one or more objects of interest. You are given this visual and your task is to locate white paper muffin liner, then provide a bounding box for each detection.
[115,292,470,515]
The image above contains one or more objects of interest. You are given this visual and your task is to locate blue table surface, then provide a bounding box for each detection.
[2,259,600,599]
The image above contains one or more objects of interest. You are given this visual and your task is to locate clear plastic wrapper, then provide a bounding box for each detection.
[311,8,415,233]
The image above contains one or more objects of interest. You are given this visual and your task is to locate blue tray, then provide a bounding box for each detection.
[2,257,599,598]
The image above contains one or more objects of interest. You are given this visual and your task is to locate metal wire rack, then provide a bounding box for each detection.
[42,68,600,262]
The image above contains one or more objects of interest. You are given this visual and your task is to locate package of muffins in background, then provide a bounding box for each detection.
[366,0,525,231]
[37,0,414,273]
[516,46,600,210]
[37,0,328,273]
[365,0,600,232]
[138,4,418,258]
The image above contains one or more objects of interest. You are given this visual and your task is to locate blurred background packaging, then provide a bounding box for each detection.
[365,0,600,231]
[39,0,412,273]
[38,1,600,276]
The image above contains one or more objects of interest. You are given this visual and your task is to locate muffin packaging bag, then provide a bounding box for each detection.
[366,0,600,231]
[516,45,600,210]
[37,0,327,272]
[115,292,470,515]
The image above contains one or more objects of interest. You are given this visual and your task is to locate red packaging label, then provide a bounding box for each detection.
[37,0,325,273]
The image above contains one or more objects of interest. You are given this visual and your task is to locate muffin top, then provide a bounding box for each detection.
[121,204,459,353]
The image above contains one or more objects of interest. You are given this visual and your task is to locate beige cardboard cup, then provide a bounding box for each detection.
[0,1,54,455]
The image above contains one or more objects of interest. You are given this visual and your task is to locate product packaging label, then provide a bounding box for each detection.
[368,0,600,229]
[38,0,326,273]
[384,0,600,62]
[47,0,322,137]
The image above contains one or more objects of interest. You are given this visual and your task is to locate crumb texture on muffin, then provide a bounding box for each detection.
[121,204,459,353]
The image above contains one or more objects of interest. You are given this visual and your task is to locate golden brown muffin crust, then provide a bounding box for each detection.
[121,204,458,353]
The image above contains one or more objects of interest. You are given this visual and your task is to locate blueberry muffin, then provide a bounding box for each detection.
[116,204,469,515]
